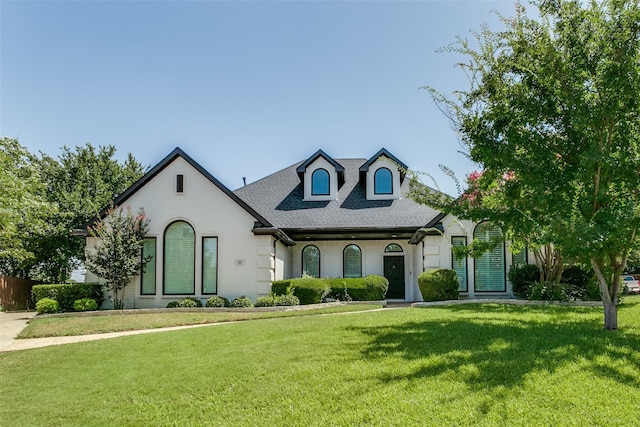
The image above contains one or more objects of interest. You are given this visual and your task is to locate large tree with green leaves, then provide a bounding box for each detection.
[86,206,150,310]
[34,145,146,282]
[0,138,55,276]
[411,0,640,329]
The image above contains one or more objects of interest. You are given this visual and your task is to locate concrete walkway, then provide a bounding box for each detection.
[0,311,37,352]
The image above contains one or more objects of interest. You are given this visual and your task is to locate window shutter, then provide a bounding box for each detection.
[474,223,505,292]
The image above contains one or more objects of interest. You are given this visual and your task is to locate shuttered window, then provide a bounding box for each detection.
[164,221,195,294]
[302,245,320,278]
[202,237,218,294]
[141,238,156,295]
[451,236,468,292]
[343,245,362,278]
[473,222,506,292]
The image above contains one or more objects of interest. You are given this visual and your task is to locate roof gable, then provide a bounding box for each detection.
[112,147,273,227]
[295,149,345,185]
[359,148,409,180]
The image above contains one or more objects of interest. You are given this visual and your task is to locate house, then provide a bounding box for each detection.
[85,147,526,308]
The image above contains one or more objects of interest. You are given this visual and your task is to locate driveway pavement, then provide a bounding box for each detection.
[0,311,36,352]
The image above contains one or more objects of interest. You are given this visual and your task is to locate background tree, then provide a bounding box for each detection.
[411,0,640,329]
[34,144,146,282]
[86,206,150,310]
[0,138,55,277]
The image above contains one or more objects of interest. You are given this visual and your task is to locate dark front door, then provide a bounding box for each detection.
[384,256,405,299]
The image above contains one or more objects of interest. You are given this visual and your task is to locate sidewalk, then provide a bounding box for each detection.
[0,311,37,352]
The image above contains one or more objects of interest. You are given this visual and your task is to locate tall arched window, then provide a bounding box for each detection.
[374,167,393,194]
[311,168,330,195]
[473,222,505,292]
[164,221,195,294]
[302,245,320,278]
[343,244,362,278]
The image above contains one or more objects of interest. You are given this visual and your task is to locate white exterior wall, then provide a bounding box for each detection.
[365,157,401,200]
[86,157,272,308]
[291,239,418,301]
[275,240,292,281]
[302,157,339,201]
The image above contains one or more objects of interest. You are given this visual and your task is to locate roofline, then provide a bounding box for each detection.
[295,149,345,174]
[408,212,448,244]
[359,148,409,173]
[85,147,274,229]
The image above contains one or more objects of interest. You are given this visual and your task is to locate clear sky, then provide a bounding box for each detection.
[1,0,519,196]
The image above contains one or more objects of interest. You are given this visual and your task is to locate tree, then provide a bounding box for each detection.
[0,138,55,276]
[34,145,146,282]
[86,206,150,310]
[411,0,640,329]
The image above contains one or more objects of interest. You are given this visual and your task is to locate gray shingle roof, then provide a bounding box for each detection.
[234,158,443,233]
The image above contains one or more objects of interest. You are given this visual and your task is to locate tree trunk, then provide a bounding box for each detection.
[533,244,563,282]
[591,258,619,330]
[603,300,618,330]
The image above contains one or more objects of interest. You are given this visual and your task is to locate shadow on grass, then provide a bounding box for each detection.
[348,304,640,392]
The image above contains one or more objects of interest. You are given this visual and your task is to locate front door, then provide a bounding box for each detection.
[384,256,405,299]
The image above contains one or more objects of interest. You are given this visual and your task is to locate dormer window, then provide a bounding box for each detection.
[311,169,330,195]
[374,167,393,194]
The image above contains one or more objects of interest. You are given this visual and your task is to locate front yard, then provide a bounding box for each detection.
[1,297,639,426]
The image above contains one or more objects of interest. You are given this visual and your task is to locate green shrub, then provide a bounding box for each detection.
[73,298,98,312]
[231,296,253,308]
[32,283,104,311]
[205,296,231,308]
[561,265,597,300]
[166,301,180,308]
[273,278,328,305]
[418,269,459,302]
[178,297,203,308]
[508,264,540,298]
[275,294,300,306]
[271,280,294,295]
[254,295,276,307]
[273,276,387,304]
[36,298,59,314]
[528,281,583,301]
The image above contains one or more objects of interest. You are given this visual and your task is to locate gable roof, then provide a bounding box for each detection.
[358,148,409,180]
[110,147,274,228]
[234,156,443,241]
[295,149,345,186]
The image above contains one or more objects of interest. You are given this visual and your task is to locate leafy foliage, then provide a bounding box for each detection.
[85,207,150,309]
[32,283,104,311]
[411,0,640,329]
[73,298,98,312]
[177,297,203,308]
[35,298,59,314]
[508,264,541,298]
[205,296,231,308]
[231,296,253,308]
[418,269,459,302]
[272,276,389,304]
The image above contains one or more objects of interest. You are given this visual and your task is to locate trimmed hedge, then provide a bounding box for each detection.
[35,298,59,314]
[508,264,540,298]
[32,283,104,312]
[418,268,459,302]
[206,296,231,308]
[272,275,388,304]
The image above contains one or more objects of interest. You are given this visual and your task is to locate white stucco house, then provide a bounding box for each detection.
[84,147,527,308]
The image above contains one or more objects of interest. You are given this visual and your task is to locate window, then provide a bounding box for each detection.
[384,243,403,253]
[451,236,468,292]
[343,244,362,278]
[176,174,184,193]
[141,237,156,295]
[202,237,218,294]
[302,245,320,278]
[512,247,527,265]
[311,169,330,195]
[164,221,195,294]
[374,167,393,194]
[473,222,505,292]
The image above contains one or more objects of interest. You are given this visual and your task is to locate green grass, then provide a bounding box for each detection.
[2,297,640,426]
[17,304,384,338]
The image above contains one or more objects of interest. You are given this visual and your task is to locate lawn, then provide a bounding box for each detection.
[2,297,640,426]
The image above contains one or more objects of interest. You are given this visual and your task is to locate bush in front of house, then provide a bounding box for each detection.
[73,298,98,312]
[231,296,253,308]
[561,265,600,300]
[254,293,300,307]
[272,278,328,305]
[166,301,180,308]
[206,296,231,308]
[528,281,583,302]
[36,298,59,314]
[32,283,104,312]
[272,275,388,304]
[418,268,459,302]
[508,263,540,298]
[178,297,203,308]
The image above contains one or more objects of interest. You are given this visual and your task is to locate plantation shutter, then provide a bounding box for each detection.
[141,238,156,295]
[202,237,218,294]
[343,245,362,278]
[451,237,468,292]
[474,223,506,292]
[164,221,195,294]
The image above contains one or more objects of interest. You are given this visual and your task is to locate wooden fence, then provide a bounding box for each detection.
[0,276,34,311]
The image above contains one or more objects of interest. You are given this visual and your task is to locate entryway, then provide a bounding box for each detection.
[384,256,405,299]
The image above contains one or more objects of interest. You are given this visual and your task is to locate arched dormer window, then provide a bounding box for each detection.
[311,169,330,195]
[302,245,320,278]
[374,167,393,194]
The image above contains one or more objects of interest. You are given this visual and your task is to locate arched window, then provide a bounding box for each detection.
[343,244,362,278]
[384,243,403,253]
[302,245,320,278]
[473,222,505,292]
[374,167,393,194]
[311,168,330,195]
[164,221,195,294]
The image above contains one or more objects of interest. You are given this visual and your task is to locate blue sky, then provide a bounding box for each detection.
[1,0,518,196]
